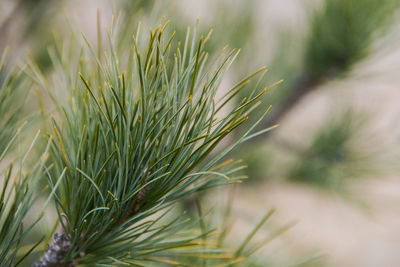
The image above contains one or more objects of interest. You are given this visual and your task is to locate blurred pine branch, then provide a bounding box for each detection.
[266,0,399,126]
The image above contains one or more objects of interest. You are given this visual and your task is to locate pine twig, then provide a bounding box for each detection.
[33,233,74,267]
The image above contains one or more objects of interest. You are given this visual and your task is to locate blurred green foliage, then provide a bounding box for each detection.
[0,130,50,266]
[288,110,378,190]
[304,0,398,82]
[0,0,60,69]
[0,51,30,153]
[237,0,399,192]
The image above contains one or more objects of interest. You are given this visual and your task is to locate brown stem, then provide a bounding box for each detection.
[120,186,149,224]
[33,233,77,267]
[249,73,317,143]
[268,73,316,126]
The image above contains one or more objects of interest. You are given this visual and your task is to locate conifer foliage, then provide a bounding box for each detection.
[25,20,280,266]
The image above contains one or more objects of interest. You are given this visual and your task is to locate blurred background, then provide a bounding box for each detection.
[2,0,400,266]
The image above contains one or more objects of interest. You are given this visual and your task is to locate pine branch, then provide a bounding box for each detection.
[33,233,74,267]
[253,0,399,139]
[28,17,280,266]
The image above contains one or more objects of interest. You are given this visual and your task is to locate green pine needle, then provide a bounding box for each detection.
[30,19,280,265]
